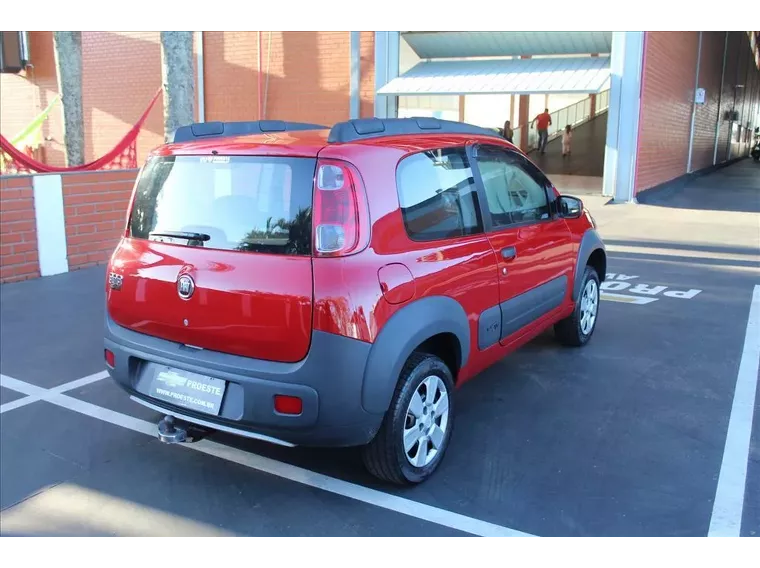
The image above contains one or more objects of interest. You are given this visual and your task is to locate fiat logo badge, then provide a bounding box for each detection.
[177,274,195,300]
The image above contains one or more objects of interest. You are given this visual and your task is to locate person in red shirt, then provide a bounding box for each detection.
[531,108,552,154]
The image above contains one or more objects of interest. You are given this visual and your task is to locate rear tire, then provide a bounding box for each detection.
[362,352,455,485]
[555,265,600,347]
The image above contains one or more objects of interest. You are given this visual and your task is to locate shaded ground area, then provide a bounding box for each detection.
[1,159,758,537]
[637,156,760,213]
[529,112,608,177]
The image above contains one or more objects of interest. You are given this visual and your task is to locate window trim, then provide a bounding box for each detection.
[395,145,486,244]
[467,143,558,233]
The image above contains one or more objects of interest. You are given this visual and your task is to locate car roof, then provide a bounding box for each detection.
[151,119,515,158]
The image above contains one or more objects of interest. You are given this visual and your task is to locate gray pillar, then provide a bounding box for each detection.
[374,32,400,119]
[160,31,195,141]
[52,32,84,166]
[602,31,645,203]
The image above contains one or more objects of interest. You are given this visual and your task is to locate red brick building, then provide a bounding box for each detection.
[1,31,759,283]
[0,31,377,168]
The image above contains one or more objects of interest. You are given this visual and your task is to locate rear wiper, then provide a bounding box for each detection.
[149,231,211,242]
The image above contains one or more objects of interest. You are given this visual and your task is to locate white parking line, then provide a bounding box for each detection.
[0,373,533,538]
[0,371,109,414]
[708,284,760,537]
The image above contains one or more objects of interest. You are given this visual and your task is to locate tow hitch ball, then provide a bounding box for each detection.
[157,415,207,444]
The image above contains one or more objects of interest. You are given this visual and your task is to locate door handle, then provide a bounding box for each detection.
[501,246,517,261]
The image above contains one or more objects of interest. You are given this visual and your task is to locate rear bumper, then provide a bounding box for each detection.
[104,314,384,448]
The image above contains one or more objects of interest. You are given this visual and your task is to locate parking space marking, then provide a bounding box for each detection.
[0,371,109,414]
[601,273,703,306]
[708,285,760,537]
[0,373,534,538]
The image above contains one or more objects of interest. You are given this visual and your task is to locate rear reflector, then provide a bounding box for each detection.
[274,394,303,415]
[105,349,115,368]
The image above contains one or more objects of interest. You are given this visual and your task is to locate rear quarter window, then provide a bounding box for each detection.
[129,155,316,256]
[395,147,483,242]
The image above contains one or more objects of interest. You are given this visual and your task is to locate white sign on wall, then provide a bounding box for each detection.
[695,88,706,105]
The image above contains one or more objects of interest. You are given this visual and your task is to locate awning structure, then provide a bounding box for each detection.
[402,31,612,59]
[378,56,611,96]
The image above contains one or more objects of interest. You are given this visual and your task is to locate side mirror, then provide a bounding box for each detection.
[559,195,583,219]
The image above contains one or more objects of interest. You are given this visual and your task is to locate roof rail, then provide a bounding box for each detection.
[327,117,505,144]
[171,120,329,144]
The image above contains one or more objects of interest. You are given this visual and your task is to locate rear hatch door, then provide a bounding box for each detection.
[108,154,316,363]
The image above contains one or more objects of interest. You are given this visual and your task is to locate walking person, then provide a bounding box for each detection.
[502,120,514,143]
[562,125,573,157]
[531,108,552,154]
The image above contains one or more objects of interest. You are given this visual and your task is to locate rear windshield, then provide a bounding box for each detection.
[129,155,316,256]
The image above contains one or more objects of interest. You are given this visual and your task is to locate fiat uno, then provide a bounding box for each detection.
[104,118,606,485]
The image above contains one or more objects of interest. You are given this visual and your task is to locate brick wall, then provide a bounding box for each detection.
[635,32,699,193]
[62,170,137,270]
[4,31,373,174]
[636,31,760,193]
[81,32,165,165]
[0,176,40,283]
[359,32,376,118]
[690,31,726,171]
[203,31,369,125]
[0,32,66,167]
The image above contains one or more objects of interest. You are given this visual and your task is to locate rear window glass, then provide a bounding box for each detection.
[129,155,316,256]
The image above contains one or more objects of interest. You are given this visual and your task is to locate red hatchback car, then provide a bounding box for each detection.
[104,118,606,485]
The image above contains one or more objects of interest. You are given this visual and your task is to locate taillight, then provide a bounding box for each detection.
[312,159,369,257]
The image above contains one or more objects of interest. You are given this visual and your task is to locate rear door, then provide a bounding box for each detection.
[107,154,317,363]
[470,144,575,344]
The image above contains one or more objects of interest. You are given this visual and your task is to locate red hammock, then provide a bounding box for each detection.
[0,87,163,175]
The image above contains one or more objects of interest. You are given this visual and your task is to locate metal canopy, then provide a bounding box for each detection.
[402,31,612,59]
[378,56,611,96]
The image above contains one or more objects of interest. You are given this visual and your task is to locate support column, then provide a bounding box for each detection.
[519,55,531,150]
[160,31,195,141]
[196,31,205,122]
[519,95,529,150]
[458,96,466,122]
[349,31,361,119]
[374,31,400,118]
[52,32,84,166]
[589,53,599,118]
[602,31,645,203]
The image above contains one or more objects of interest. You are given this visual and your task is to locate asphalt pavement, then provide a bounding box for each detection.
[1,159,758,537]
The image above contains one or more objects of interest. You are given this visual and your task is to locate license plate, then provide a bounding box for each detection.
[148,366,227,416]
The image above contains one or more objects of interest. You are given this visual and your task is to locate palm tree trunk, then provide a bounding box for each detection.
[160,32,195,141]
[52,31,84,166]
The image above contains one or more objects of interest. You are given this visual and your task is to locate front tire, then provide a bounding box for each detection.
[362,352,455,485]
[555,265,600,347]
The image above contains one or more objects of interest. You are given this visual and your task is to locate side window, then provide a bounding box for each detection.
[476,148,550,228]
[396,147,483,241]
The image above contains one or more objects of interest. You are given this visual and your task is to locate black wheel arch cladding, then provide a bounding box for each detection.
[573,229,606,301]
[361,295,470,415]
